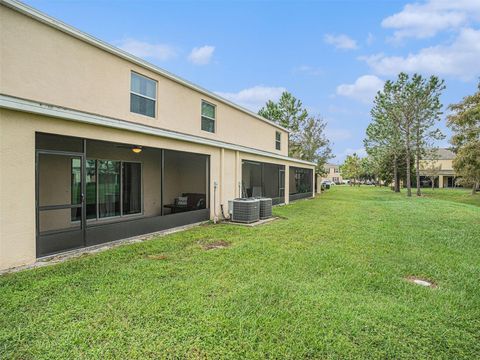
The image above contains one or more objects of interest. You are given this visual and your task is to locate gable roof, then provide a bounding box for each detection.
[324,163,340,168]
[425,148,455,160]
[1,0,289,133]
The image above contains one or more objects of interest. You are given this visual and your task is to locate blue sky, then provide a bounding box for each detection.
[25,0,480,163]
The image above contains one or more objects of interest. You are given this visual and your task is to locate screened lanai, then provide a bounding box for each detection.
[241,160,285,205]
[35,133,209,257]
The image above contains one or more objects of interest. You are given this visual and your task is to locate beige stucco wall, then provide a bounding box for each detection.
[419,158,456,189]
[222,149,237,204]
[0,5,288,156]
[419,159,454,172]
[0,109,314,270]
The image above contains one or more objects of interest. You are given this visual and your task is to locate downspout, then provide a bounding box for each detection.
[220,148,224,204]
[213,181,218,223]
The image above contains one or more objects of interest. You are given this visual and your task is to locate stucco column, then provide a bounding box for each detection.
[439,175,444,188]
[284,166,290,204]
[0,115,36,270]
[235,151,240,197]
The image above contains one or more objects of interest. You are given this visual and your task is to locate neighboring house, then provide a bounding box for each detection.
[314,163,343,192]
[0,0,315,270]
[317,164,343,186]
[418,148,458,188]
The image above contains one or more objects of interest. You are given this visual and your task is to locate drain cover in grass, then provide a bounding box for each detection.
[406,276,436,288]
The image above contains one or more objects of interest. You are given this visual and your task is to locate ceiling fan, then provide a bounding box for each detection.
[115,144,143,153]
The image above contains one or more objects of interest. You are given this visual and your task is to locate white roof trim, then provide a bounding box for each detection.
[0,94,316,166]
[1,0,289,133]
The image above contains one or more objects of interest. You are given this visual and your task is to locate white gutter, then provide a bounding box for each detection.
[0,94,316,167]
[0,0,290,134]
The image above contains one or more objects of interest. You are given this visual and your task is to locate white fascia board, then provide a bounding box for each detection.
[0,0,289,134]
[0,95,316,167]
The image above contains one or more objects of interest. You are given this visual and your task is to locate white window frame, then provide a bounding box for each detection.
[275,131,281,150]
[201,100,216,133]
[130,71,157,118]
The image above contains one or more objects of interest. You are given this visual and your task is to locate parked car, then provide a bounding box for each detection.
[321,179,334,190]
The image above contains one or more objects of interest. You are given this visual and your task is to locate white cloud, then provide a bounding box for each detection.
[293,65,323,76]
[116,38,177,61]
[324,34,358,50]
[382,0,480,41]
[361,28,480,80]
[188,45,215,65]
[336,75,384,104]
[215,85,286,112]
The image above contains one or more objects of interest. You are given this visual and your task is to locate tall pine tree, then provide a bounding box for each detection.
[365,80,403,192]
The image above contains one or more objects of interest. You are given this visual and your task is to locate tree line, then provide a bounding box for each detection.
[362,73,479,196]
[256,77,479,196]
[339,153,376,186]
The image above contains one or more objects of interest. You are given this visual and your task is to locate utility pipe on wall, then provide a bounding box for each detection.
[213,180,218,223]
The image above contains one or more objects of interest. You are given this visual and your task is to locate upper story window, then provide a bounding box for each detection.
[201,100,216,133]
[130,72,157,118]
[275,131,281,150]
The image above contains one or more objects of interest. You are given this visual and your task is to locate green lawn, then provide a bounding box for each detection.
[419,187,480,207]
[1,187,479,359]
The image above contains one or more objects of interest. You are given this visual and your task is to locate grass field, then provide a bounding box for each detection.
[1,187,479,359]
[419,187,480,207]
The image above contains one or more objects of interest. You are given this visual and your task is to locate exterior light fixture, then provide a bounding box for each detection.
[132,145,142,154]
